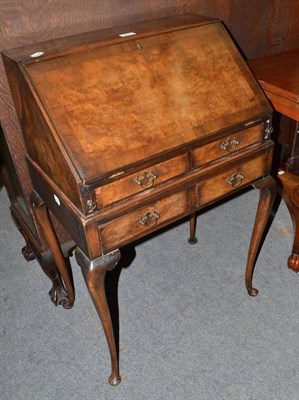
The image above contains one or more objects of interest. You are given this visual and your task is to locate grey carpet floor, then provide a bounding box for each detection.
[0,186,298,400]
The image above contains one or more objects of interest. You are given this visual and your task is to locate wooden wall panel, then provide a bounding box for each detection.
[227,1,266,59]
[194,0,299,59]
[263,0,299,56]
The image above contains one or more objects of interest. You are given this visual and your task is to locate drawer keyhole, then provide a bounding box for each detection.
[135,171,157,189]
[227,172,245,188]
[220,138,240,152]
[139,211,160,227]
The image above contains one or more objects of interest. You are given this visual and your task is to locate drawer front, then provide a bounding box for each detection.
[192,123,264,168]
[96,154,188,208]
[100,190,189,250]
[196,152,269,207]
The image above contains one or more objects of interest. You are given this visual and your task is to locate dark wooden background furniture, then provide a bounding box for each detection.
[2,14,277,385]
[249,48,299,272]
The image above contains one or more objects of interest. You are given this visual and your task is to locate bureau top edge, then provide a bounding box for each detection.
[1,14,217,63]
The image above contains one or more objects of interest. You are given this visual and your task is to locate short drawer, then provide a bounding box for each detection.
[192,123,264,168]
[96,154,188,208]
[100,190,189,250]
[196,151,269,207]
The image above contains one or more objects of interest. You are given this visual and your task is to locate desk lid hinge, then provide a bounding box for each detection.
[264,116,273,139]
[86,199,97,214]
[80,185,97,215]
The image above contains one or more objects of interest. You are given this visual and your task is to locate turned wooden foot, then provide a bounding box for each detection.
[287,254,299,272]
[245,176,277,296]
[188,212,198,244]
[75,247,121,386]
[278,170,299,272]
[30,190,75,308]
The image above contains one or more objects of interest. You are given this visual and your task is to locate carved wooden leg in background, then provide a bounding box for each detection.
[188,212,198,244]
[40,257,72,308]
[30,190,75,308]
[277,170,299,272]
[245,176,277,296]
[75,247,121,386]
[10,212,35,261]
[10,205,74,307]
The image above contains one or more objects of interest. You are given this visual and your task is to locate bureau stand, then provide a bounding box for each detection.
[2,14,276,385]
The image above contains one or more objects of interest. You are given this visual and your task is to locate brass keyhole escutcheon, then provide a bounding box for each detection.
[227,172,245,188]
[138,211,160,227]
[220,137,240,152]
[135,171,157,189]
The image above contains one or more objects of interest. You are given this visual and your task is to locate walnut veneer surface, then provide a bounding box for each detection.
[2,15,276,386]
[25,22,268,184]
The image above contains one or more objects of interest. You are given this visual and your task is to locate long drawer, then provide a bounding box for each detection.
[100,190,190,250]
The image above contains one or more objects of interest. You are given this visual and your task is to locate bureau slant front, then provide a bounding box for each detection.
[2,15,276,385]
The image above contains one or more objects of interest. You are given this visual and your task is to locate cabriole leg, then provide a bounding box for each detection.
[30,190,75,308]
[75,247,121,386]
[277,170,299,272]
[245,176,277,296]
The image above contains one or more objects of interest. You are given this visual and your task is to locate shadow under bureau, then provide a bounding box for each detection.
[2,14,276,385]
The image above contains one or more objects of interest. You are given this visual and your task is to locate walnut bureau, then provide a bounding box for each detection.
[2,15,276,385]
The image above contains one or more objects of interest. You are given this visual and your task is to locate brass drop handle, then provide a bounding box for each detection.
[135,171,157,189]
[227,172,245,188]
[220,137,240,152]
[138,211,160,227]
